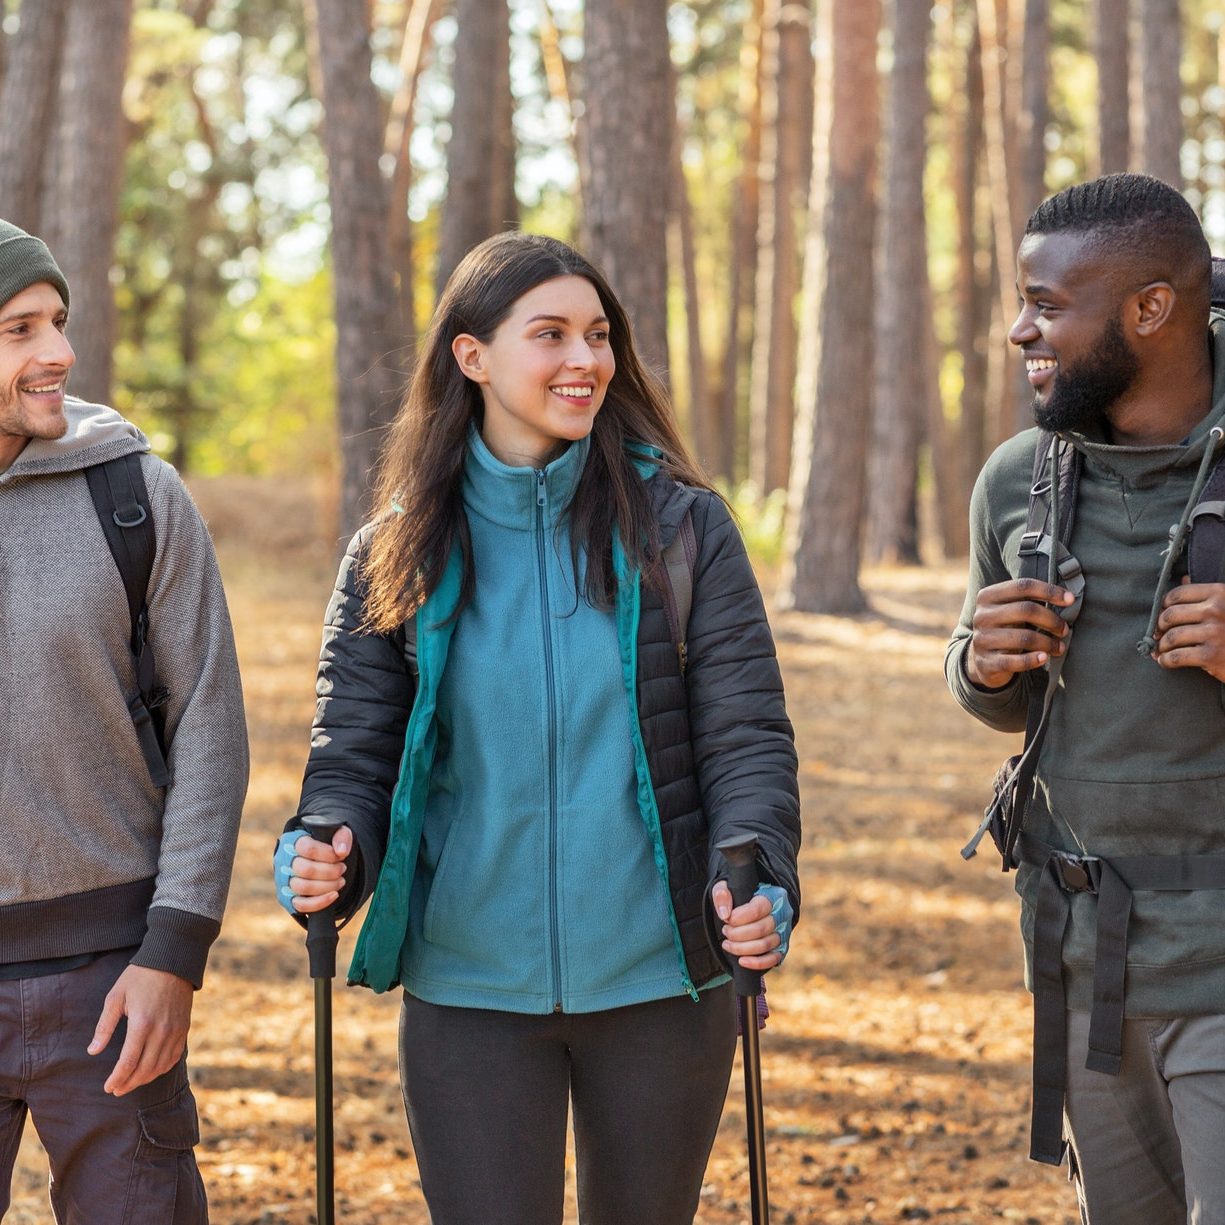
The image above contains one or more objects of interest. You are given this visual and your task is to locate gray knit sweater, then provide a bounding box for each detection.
[0,398,248,987]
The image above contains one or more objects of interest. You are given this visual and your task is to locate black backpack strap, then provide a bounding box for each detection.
[1187,444,1225,584]
[961,433,1085,866]
[84,455,170,788]
[660,508,697,674]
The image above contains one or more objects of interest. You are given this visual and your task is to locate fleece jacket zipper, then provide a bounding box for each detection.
[536,469,564,1012]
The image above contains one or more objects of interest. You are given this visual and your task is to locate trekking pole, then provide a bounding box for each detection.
[300,815,342,1225]
[717,834,770,1225]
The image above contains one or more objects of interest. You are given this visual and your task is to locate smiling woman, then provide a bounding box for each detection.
[273,231,802,1225]
[450,274,615,469]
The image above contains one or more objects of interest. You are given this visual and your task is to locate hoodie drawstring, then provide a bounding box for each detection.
[1136,426,1225,655]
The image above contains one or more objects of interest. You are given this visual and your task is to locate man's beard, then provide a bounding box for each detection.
[1031,314,1139,434]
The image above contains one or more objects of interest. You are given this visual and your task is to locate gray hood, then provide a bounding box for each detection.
[1,395,148,484]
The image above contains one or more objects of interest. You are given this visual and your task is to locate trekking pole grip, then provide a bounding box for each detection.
[716,834,764,997]
[300,815,343,981]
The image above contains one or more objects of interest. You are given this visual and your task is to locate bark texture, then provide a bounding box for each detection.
[309,0,405,538]
[868,0,932,566]
[435,0,516,293]
[749,0,813,494]
[581,0,673,377]
[43,0,133,405]
[0,0,69,233]
[1095,0,1130,174]
[782,0,881,613]
[1139,0,1182,186]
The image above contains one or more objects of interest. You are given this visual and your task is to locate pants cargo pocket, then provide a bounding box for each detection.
[123,1083,208,1225]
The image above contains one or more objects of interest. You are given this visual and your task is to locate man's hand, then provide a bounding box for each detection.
[88,964,194,1096]
[1152,579,1225,681]
[966,577,1075,689]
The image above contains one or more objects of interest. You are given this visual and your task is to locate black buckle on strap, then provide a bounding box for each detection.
[1052,853,1101,894]
[1019,530,1043,557]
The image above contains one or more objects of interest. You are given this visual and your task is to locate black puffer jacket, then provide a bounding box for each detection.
[294,474,800,991]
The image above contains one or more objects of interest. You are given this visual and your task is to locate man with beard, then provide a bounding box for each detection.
[0,219,247,1221]
[947,173,1225,1224]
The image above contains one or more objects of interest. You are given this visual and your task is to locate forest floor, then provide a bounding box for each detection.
[11,476,1080,1225]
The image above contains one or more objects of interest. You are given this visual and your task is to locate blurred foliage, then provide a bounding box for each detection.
[721,480,788,567]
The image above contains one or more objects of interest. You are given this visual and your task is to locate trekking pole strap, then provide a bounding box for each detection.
[1017,833,1225,1164]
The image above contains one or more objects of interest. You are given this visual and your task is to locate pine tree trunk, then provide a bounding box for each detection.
[1017,0,1049,218]
[581,0,672,376]
[952,5,988,547]
[1095,0,1130,174]
[0,0,68,233]
[781,0,881,614]
[1139,0,1182,186]
[435,0,516,293]
[43,0,133,406]
[715,0,766,483]
[868,0,932,566]
[748,0,813,494]
[309,0,405,538]
[385,0,443,354]
[671,122,715,472]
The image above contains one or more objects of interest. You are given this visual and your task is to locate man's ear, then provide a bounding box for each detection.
[452,333,488,383]
[1131,281,1176,336]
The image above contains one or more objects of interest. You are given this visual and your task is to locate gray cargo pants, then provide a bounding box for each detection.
[0,948,207,1224]
[1064,1009,1225,1225]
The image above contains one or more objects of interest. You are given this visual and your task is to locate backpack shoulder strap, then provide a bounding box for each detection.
[660,507,697,674]
[84,454,170,787]
[1187,449,1225,583]
[962,432,1085,867]
[85,454,155,643]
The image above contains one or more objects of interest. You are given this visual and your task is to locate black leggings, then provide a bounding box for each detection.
[398,985,738,1225]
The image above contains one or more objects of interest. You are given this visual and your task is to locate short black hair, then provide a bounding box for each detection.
[1025,173,1210,299]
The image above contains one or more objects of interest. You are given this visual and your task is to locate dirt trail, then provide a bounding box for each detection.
[10,483,1078,1224]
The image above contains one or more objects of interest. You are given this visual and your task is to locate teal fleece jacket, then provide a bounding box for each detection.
[946,316,1225,1019]
[399,432,684,1012]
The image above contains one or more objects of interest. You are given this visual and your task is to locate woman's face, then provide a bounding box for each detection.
[452,275,615,469]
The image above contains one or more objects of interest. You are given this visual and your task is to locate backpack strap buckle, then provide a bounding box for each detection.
[1051,851,1101,894]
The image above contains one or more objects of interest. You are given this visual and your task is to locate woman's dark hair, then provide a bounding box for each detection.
[362,231,714,633]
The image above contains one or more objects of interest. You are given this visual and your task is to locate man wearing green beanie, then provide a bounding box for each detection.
[0,220,248,1223]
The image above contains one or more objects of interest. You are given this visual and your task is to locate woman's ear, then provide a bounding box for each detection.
[452,334,488,384]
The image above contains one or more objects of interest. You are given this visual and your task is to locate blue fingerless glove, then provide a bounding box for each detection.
[274,830,304,917]
[756,884,793,965]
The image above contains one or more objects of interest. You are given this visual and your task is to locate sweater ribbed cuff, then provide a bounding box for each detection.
[131,906,221,989]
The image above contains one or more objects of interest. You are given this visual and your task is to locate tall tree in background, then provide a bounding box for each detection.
[434,0,517,293]
[1017,0,1050,215]
[1095,0,1130,173]
[581,0,672,375]
[0,0,68,233]
[748,0,813,494]
[782,0,881,614]
[1140,0,1182,185]
[715,0,765,482]
[951,4,989,547]
[868,0,932,565]
[42,0,134,405]
[385,0,444,355]
[308,0,405,538]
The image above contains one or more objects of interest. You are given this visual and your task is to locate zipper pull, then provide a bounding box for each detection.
[535,469,547,508]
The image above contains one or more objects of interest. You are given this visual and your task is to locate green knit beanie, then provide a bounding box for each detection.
[0,220,69,312]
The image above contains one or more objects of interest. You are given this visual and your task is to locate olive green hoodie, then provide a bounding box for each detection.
[947,316,1225,1018]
